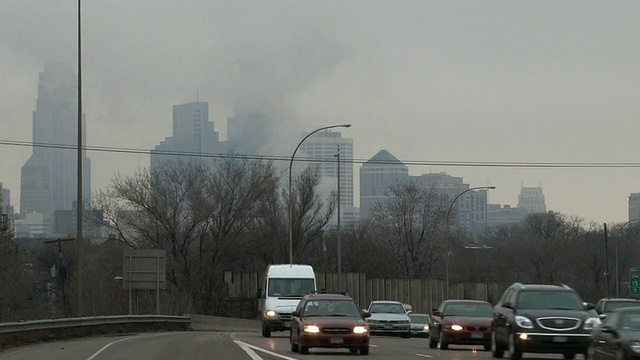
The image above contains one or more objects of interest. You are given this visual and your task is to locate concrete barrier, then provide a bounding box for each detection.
[0,315,191,349]
[189,315,261,332]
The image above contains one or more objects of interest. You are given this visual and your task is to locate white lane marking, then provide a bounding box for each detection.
[233,341,264,360]
[233,340,300,360]
[416,354,433,358]
[86,337,135,360]
[370,344,378,347]
[86,333,173,360]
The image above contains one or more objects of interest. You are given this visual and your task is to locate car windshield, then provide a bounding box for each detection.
[619,312,640,330]
[409,314,429,323]
[369,302,406,314]
[268,278,315,297]
[303,299,360,317]
[605,301,639,312]
[442,303,493,317]
[516,290,583,310]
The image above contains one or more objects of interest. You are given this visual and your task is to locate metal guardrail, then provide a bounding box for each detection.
[0,315,191,334]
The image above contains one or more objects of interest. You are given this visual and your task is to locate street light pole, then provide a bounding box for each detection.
[444,186,495,298]
[335,145,342,292]
[288,124,351,264]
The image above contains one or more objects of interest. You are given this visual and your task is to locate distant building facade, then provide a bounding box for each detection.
[359,150,409,219]
[517,186,546,213]
[297,130,355,226]
[151,101,225,171]
[19,63,91,235]
[629,193,640,222]
[413,172,490,234]
[487,204,530,226]
[226,111,272,156]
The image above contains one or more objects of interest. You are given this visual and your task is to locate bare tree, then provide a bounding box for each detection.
[369,181,447,278]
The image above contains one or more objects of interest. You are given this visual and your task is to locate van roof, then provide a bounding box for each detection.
[267,264,315,278]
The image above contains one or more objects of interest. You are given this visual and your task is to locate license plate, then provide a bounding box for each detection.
[553,336,567,343]
[283,321,290,328]
[471,332,483,339]
[384,324,393,329]
[331,337,344,344]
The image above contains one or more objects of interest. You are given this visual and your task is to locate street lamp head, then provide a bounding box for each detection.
[488,186,496,189]
[341,124,352,128]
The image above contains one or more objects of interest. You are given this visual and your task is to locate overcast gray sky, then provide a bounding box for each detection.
[1,1,640,225]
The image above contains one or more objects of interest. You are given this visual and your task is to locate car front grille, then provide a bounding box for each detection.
[466,326,489,331]
[536,317,581,331]
[322,328,351,334]
[279,313,292,321]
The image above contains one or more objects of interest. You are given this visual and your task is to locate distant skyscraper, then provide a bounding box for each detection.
[629,193,640,222]
[297,131,354,225]
[517,186,546,213]
[151,101,224,171]
[359,150,409,219]
[0,182,11,215]
[226,111,271,155]
[414,172,489,234]
[20,63,91,235]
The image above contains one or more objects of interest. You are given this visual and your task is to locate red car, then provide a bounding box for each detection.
[429,299,493,350]
[290,293,371,355]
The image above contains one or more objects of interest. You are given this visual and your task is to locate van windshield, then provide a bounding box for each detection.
[268,278,315,297]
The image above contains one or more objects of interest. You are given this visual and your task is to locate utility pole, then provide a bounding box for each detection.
[335,145,342,292]
[604,223,610,297]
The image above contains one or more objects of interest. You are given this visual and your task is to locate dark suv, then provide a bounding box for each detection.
[491,283,600,360]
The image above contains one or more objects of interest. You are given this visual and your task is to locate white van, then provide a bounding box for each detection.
[259,264,317,337]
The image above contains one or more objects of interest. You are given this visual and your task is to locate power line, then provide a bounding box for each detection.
[2,138,640,169]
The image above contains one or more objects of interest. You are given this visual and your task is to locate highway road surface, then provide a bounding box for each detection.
[0,331,587,360]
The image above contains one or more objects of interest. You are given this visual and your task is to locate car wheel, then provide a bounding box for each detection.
[484,343,491,351]
[401,332,410,339]
[438,332,449,350]
[508,333,522,360]
[491,331,504,358]
[616,348,625,360]
[360,346,369,355]
[563,353,575,360]
[299,345,309,355]
[290,331,298,353]
[349,348,358,354]
[261,323,271,338]
[429,335,438,349]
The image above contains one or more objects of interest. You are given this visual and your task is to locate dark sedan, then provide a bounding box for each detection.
[290,293,371,355]
[429,300,493,350]
[589,307,640,359]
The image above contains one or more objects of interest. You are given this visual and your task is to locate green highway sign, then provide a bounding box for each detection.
[631,268,640,295]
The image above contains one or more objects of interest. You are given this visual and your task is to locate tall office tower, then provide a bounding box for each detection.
[296,131,355,225]
[414,172,489,234]
[629,193,640,222]
[0,182,10,231]
[0,182,11,214]
[226,111,272,156]
[517,186,547,214]
[151,101,224,171]
[20,63,91,235]
[359,150,409,219]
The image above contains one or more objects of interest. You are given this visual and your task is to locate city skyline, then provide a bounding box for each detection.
[2,1,640,225]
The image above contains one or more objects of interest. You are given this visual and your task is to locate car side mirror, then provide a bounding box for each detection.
[502,302,513,309]
[432,310,442,317]
[292,310,300,317]
[362,311,371,318]
[583,302,596,311]
[599,313,607,320]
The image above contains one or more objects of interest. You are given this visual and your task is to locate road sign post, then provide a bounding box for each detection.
[630,267,640,295]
